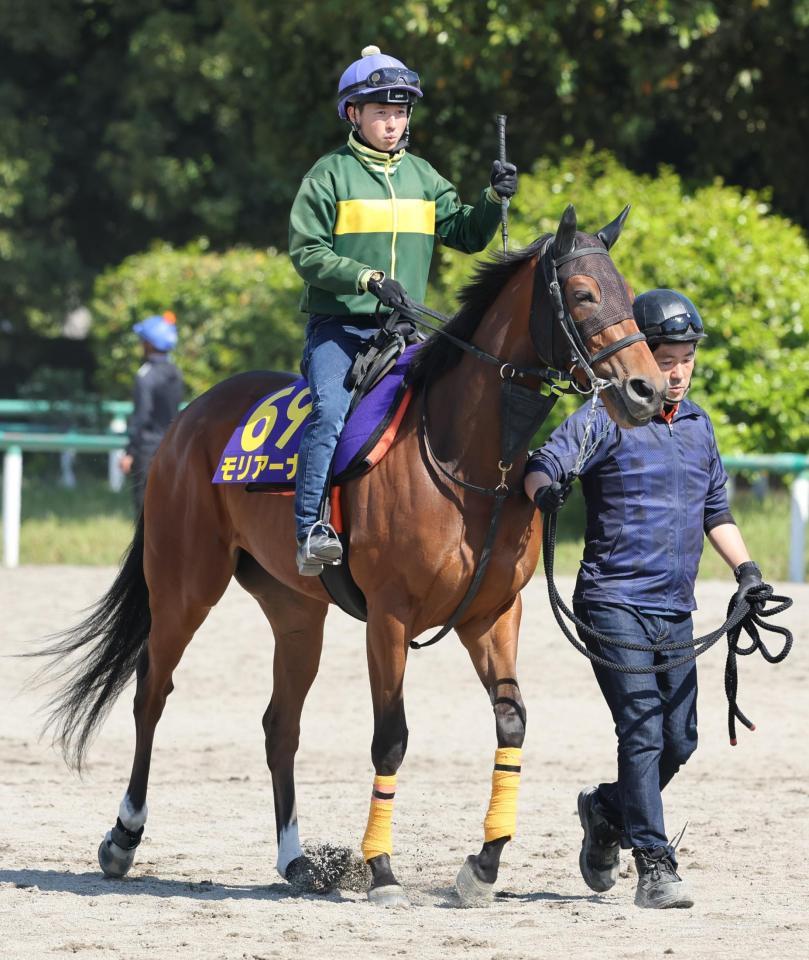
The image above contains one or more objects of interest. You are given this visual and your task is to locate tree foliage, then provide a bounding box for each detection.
[91,241,303,398]
[2,1,808,335]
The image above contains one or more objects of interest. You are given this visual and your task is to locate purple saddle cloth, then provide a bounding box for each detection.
[212,344,419,486]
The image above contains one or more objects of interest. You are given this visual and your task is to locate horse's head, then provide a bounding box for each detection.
[531,204,666,427]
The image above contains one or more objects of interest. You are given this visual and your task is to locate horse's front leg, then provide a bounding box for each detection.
[454,593,526,906]
[362,604,411,908]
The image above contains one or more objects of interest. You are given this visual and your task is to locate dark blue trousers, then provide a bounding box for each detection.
[294,315,378,540]
[574,601,698,860]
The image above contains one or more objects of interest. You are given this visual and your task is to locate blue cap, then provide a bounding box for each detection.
[133,312,178,352]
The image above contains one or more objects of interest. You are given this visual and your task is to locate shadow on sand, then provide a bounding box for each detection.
[0,867,357,903]
[429,883,604,909]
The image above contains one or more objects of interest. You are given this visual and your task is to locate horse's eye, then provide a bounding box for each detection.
[575,290,595,303]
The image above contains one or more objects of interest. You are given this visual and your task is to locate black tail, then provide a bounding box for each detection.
[28,513,151,770]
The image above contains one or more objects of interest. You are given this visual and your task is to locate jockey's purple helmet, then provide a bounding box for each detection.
[337,45,422,120]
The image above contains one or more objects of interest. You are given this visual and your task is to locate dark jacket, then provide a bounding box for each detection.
[527,397,734,613]
[126,355,184,460]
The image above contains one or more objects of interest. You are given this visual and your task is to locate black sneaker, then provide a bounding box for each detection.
[633,847,694,909]
[296,528,342,576]
[577,785,621,892]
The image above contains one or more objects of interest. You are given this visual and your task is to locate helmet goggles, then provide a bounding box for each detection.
[644,311,706,342]
[340,67,421,101]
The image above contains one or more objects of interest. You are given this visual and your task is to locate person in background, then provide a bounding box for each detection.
[288,44,517,575]
[524,289,772,909]
[119,311,184,516]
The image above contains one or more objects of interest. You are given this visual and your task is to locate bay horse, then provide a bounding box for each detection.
[38,205,666,907]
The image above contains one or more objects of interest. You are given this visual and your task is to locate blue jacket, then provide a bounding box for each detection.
[527,397,734,613]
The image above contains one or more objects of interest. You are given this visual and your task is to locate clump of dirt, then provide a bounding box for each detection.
[287,842,369,894]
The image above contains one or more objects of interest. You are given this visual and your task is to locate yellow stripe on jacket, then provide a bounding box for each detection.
[334,198,436,236]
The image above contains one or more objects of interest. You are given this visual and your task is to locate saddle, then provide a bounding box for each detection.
[212,351,417,493]
[345,310,422,410]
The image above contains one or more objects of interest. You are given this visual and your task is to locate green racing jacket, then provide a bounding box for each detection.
[288,133,503,316]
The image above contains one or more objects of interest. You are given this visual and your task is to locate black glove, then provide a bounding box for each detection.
[533,479,570,515]
[367,275,412,311]
[490,160,518,199]
[731,561,772,610]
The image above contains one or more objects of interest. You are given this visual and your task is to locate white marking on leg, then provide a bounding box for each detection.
[118,793,148,831]
[276,822,303,878]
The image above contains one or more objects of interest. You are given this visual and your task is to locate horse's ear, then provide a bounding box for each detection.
[553,204,577,259]
[597,204,631,250]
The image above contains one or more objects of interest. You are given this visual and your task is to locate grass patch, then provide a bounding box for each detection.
[18,474,134,565]
[5,469,806,579]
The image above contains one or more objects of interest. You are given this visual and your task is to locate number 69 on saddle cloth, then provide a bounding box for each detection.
[211,344,418,491]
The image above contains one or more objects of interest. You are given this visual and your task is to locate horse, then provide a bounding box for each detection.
[37,204,666,908]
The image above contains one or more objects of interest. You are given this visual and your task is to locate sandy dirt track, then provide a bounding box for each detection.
[1,566,807,960]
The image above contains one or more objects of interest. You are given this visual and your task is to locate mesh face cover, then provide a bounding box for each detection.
[556,233,633,340]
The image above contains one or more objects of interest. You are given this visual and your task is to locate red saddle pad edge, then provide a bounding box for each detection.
[330,384,413,536]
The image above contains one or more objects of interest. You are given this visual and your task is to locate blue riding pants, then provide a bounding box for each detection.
[294,315,378,540]
[573,600,698,862]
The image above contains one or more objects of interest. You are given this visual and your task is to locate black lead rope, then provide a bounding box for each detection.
[722,593,793,744]
[541,508,794,744]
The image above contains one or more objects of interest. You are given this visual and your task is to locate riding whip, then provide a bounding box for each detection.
[495,114,509,254]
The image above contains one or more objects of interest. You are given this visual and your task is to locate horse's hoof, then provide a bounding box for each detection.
[98,835,136,878]
[367,883,410,908]
[455,856,495,907]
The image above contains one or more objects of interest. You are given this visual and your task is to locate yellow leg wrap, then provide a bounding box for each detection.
[483,747,522,842]
[361,773,397,862]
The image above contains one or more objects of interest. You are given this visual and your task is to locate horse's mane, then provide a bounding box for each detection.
[408,235,550,388]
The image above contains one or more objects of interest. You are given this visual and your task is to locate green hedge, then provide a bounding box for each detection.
[431,148,809,453]
[91,241,304,398]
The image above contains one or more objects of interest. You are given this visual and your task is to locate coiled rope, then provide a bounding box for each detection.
[541,509,794,744]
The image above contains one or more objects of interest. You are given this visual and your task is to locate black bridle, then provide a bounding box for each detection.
[533,237,647,390]
[403,236,646,396]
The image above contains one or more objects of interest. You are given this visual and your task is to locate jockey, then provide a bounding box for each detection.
[524,289,772,909]
[288,45,517,575]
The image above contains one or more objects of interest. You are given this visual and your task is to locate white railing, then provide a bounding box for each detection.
[1,430,126,568]
[2,433,808,578]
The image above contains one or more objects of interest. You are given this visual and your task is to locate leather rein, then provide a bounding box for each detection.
[539,240,647,385]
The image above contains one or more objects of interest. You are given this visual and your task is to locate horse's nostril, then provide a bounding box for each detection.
[628,377,656,402]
